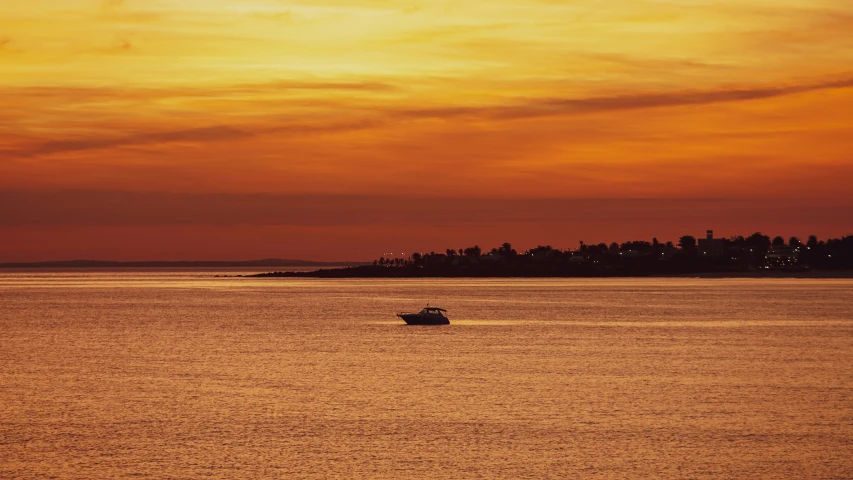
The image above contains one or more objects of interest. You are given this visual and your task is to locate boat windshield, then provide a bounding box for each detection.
[423,307,446,314]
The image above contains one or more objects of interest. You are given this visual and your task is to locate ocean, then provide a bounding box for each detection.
[2,272,852,478]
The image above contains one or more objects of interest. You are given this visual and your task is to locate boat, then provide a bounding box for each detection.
[398,306,450,325]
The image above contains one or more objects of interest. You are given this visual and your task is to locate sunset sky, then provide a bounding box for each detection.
[2,0,852,261]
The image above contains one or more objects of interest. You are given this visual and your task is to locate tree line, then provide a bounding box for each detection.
[369,233,853,275]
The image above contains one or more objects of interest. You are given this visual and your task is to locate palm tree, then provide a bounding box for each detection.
[499,242,516,256]
[807,235,819,248]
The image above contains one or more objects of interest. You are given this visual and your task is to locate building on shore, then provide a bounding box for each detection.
[698,230,725,257]
[766,245,801,268]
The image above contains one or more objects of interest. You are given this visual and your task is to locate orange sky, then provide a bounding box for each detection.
[2,0,852,261]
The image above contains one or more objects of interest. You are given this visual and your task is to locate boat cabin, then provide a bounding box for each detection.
[421,307,447,315]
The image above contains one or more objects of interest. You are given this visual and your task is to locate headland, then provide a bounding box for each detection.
[246,232,853,279]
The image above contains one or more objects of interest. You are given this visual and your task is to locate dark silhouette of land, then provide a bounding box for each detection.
[249,232,853,278]
[0,259,362,269]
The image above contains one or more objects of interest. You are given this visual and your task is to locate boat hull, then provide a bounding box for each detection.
[398,314,450,325]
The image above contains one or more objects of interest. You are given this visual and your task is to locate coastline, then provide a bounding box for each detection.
[243,266,853,279]
[666,271,853,279]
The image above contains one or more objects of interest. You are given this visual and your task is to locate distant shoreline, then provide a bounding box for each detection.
[666,271,853,279]
[0,259,365,269]
[243,265,853,279]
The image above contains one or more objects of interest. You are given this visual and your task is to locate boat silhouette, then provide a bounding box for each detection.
[398,306,450,325]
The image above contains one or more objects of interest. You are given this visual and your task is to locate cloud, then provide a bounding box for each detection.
[0,37,10,49]
[26,125,253,156]
[7,73,852,158]
[392,76,853,121]
[255,80,398,92]
[4,79,398,102]
[578,52,727,72]
[9,119,383,157]
[10,75,848,119]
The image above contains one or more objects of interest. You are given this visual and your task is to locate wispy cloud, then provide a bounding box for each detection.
[6,74,852,159]
[26,126,253,156]
[393,76,853,121]
[3,0,853,211]
[1,80,399,102]
[9,119,385,156]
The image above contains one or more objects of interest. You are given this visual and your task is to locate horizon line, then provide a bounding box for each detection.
[0,259,369,268]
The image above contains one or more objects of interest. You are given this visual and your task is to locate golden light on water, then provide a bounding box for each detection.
[2,274,853,477]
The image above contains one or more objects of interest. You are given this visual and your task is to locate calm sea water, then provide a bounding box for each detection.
[1,272,852,479]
